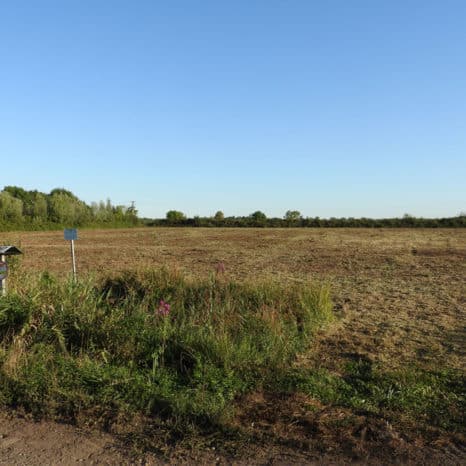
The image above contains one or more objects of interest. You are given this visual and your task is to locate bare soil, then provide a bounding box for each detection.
[1,227,465,464]
[0,409,135,466]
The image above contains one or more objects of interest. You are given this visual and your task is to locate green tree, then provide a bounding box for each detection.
[166,210,186,223]
[48,190,89,225]
[125,202,139,225]
[284,210,301,225]
[249,210,267,227]
[92,200,111,223]
[4,186,37,218]
[32,193,48,221]
[214,210,225,221]
[49,188,80,200]
[285,210,301,220]
[0,191,24,223]
[48,192,77,224]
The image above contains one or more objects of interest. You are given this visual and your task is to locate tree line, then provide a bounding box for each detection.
[144,209,466,228]
[0,186,139,230]
[2,186,464,230]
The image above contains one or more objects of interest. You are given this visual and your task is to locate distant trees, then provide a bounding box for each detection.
[3,189,464,231]
[0,186,140,230]
[146,209,466,228]
[91,200,112,223]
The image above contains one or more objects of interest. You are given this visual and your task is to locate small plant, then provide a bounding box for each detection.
[215,262,226,275]
[156,299,171,317]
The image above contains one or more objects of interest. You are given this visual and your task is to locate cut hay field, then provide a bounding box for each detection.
[1,227,465,464]
[4,227,465,372]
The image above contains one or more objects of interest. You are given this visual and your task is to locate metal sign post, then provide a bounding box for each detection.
[64,229,78,280]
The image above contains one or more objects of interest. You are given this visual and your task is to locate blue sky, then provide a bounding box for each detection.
[1,1,465,218]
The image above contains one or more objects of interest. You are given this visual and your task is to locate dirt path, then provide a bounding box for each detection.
[1,409,464,466]
[0,410,145,465]
[0,410,333,466]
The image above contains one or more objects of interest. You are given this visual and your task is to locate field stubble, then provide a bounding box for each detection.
[1,227,465,464]
[5,227,465,372]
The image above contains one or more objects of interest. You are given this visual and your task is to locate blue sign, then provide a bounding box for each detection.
[64,229,78,241]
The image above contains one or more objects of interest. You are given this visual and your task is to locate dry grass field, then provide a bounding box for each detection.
[3,227,465,373]
[1,227,465,464]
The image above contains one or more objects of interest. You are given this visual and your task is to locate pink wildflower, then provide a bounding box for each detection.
[216,262,226,274]
[157,300,171,316]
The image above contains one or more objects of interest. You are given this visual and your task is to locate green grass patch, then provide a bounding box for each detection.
[277,359,465,432]
[0,269,333,426]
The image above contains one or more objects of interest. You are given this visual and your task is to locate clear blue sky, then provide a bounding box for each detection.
[1,1,465,218]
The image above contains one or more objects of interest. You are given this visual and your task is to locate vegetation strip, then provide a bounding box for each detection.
[1,185,465,230]
[0,269,333,425]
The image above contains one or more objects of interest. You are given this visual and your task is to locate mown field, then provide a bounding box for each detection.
[0,227,465,464]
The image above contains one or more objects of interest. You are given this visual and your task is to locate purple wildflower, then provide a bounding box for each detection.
[216,262,226,274]
[157,300,171,316]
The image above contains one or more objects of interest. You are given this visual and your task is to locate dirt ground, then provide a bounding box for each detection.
[1,227,465,464]
[1,407,463,466]
[0,409,134,466]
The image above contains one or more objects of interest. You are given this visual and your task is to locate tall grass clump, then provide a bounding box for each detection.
[0,268,333,425]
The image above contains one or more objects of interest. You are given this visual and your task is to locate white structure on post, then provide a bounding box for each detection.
[0,246,22,296]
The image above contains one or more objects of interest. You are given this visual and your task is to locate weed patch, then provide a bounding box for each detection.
[276,360,465,433]
[0,270,333,428]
